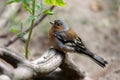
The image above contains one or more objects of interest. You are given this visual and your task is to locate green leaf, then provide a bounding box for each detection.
[36,3,43,10]
[6,0,15,4]
[10,27,19,33]
[23,3,32,13]
[7,0,21,4]
[44,0,66,6]
[23,0,31,4]
[43,10,53,15]
[16,32,24,38]
[56,0,66,6]
[27,15,37,23]
[15,0,21,1]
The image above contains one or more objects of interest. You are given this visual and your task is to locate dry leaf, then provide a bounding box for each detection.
[90,1,102,12]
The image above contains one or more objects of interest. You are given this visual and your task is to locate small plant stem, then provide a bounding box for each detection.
[25,0,35,59]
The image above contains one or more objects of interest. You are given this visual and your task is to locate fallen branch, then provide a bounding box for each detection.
[60,54,85,80]
[0,61,13,78]
[0,47,85,80]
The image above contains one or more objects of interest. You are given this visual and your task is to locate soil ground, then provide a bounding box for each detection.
[0,0,120,80]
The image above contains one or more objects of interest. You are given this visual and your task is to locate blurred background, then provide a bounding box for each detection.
[0,0,120,80]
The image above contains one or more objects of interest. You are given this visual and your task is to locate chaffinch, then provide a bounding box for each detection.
[49,20,108,68]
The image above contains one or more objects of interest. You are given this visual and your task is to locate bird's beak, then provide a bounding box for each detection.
[50,22,54,25]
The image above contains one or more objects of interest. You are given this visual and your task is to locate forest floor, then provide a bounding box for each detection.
[0,0,120,80]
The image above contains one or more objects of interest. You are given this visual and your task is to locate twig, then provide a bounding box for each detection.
[4,6,55,47]
[25,0,36,59]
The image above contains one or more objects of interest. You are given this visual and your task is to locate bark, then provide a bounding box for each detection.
[0,47,85,80]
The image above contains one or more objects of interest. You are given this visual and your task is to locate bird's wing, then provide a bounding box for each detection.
[54,31,74,43]
[74,37,87,50]
[54,31,87,50]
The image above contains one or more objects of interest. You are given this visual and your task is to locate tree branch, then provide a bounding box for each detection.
[0,47,25,68]
[4,6,55,47]
[0,61,13,78]
[60,54,85,80]
[0,47,85,80]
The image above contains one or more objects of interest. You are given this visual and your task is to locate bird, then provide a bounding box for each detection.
[49,19,108,68]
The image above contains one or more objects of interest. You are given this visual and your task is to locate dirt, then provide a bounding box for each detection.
[0,0,120,80]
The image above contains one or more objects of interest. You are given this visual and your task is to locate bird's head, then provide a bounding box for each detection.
[50,20,64,27]
[50,20,69,32]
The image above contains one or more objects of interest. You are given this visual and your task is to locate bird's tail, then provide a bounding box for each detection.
[77,49,108,68]
[88,52,108,68]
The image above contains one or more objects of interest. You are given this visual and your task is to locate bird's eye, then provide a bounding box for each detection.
[57,23,60,26]
[54,20,62,26]
[55,23,60,26]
